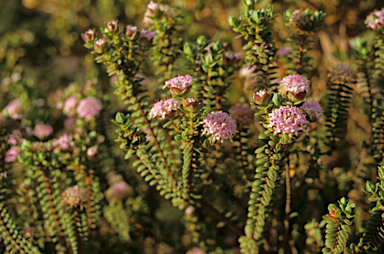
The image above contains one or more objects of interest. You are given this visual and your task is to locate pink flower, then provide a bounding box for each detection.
[63,96,78,117]
[52,134,75,151]
[5,146,19,163]
[201,111,238,142]
[149,98,182,119]
[7,130,23,146]
[4,99,22,118]
[34,123,53,140]
[105,182,134,201]
[267,106,308,136]
[86,146,98,157]
[163,75,195,95]
[278,48,292,56]
[76,97,102,121]
[365,8,384,30]
[187,247,206,254]
[224,52,242,62]
[229,105,254,126]
[239,65,257,78]
[139,29,156,42]
[279,74,310,100]
[145,1,160,17]
[300,100,323,120]
[64,117,77,132]
[160,4,173,18]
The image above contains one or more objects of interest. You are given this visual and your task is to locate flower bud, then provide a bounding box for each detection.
[81,29,95,43]
[287,90,306,102]
[125,25,137,37]
[105,182,133,201]
[185,98,198,112]
[86,146,98,157]
[106,20,119,32]
[253,89,272,106]
[94,38,106,53]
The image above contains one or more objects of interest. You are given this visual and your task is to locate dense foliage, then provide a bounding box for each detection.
[1,0,384,253]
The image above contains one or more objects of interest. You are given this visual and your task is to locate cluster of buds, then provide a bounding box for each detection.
[328,64,357,84]
[143,1,174,26]
[61,185,89,210]
[290,9,308,30]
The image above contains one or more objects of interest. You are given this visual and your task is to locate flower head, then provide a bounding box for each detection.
[34,123,53,140]
[229,105,254,126]
[7,130,23,146]
[163,75,195,95]
[61,185,89,210]
[52,134,75,151]
[4,99,22,118]
[201,111,238,142]
[139,29,156,42]
[267,106,308,136]
[277,48,292,56]
[300,100,323,120]
[328,64,357,84]
[279,74,310,100]
[105,182,134,201]
[63,96,78,117]
[86,146,98,157]
[76,97,102,121]
[5,146,19,163]
[365,8,384,30]
[290,9,308,30]
[149,98,182,119]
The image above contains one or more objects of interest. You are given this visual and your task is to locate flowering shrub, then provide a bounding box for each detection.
[1,0,384,254]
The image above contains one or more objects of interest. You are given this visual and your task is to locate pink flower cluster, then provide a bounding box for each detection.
[201,111,238,142]
[34,123,53,140]
[279,74,310,96]
[149,98,182,119]
[76,97,102,121]
[7,130,23,146]
[3,99,22,119]
[163,75,195,95]
[267,106,308,136]
[229,105,254,126]
[139,29,156,42]
[63,96,78,117]
[365,8,384,30]
[5,147,19,163]
[300,100,323,120]
[52,134,75,151]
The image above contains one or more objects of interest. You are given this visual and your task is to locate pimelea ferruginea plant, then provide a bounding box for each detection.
[3,0,384,254]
